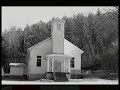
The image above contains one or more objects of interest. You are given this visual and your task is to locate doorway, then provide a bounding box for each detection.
[54,60,61,72]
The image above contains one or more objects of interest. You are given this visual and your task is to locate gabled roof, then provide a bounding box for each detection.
[64,39,84,54]
[28,37,52,50]
[28,37,84,53]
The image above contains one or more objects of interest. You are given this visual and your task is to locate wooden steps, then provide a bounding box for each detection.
[53,72,68,82]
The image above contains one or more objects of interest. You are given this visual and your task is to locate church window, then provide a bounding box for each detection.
[70,57,75,68]
[37,56,42,67]
[57,23,61,30]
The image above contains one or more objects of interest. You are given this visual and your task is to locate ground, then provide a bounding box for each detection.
[2,79,118,85]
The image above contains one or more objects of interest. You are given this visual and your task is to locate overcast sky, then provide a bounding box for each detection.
[2,6,113,32]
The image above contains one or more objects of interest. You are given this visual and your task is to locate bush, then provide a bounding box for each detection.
[70,74,84,79]
[81,70,118,80]
[100,51,118,72]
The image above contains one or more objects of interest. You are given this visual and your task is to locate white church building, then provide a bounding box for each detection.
[23,18,84,80]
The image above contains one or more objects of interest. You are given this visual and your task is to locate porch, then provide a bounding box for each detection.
[46,54,72,81]
[46,54,72,73]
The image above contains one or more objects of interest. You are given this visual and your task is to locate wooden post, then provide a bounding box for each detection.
[2,67,5,76]
[52,57,54,72]
[47,58,49,72]
[64,59,65,72]
[68,59,70,73]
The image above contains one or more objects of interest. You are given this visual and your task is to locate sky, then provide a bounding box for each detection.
[2,6,113,32]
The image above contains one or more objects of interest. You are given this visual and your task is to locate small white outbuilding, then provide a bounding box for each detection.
[9,63,26,76]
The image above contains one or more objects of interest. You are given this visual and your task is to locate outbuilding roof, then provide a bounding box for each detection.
[9,63,26,67]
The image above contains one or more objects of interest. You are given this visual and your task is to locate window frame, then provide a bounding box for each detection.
[70,57,75,68]
[36,56,42,67]
[57,23,62,30]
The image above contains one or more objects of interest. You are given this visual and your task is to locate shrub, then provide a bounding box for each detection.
[100,50,118,72]
[70,74,84,79]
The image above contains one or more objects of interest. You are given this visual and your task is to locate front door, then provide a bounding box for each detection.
[54,61,61,72]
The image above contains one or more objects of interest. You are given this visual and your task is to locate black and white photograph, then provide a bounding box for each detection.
[1,6,118,85]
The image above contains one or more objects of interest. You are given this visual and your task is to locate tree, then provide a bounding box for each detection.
[2,9,118,72]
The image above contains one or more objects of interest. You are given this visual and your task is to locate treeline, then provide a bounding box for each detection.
[2,7,118,73]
